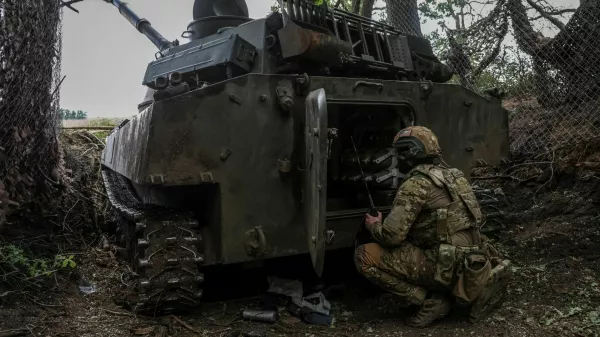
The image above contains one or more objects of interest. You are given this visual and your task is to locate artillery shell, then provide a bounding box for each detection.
[242,309,278,323]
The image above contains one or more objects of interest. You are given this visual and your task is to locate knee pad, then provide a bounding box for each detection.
[354,243,383,275]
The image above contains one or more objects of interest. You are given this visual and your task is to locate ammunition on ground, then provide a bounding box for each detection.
[242,309,278,323]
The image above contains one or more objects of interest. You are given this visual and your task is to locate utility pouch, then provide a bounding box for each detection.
[452,253,492,303]
[434,244,457,287]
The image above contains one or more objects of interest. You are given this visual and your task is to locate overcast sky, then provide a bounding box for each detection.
[60,0,275,117]
[59,0,577,118]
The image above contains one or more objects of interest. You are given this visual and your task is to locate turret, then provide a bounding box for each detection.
[186,0,252,40]
[104,0,177,52]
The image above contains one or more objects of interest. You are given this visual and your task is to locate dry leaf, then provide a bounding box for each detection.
[552,285,569,294]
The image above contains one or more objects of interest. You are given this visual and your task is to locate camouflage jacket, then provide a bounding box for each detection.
[367,164,482,248]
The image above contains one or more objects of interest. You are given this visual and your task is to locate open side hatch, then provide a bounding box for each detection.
[304,88,328,277]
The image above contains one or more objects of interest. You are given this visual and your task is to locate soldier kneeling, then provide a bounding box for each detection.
[354,126,511,328]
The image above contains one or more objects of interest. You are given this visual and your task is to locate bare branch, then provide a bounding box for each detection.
[469,0,495,5]
[508,0,541,56]
[473,13,509,79]
[530,8,577,21]
[59,0,83,13]
[526,0,565,30]
[542,8,576,15]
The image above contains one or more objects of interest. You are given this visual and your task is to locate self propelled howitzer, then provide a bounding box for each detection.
[104,0,177,52]
[100,0,509,315]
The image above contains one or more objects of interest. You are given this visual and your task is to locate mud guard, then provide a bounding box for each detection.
[304,88,328,277]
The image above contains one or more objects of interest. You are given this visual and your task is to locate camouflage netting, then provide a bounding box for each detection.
[0,0,63,226]
[381,0,600,157]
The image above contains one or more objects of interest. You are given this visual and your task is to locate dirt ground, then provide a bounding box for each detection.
[0,133,599,337]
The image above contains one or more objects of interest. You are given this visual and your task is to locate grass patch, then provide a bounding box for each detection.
[86,118,121,128]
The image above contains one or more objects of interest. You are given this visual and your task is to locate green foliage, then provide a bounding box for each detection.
[0,243,77,280]
[419,1,536,97]
[54,254,77,269]
[87,117,120,127]
[59,108,88,120]
[271,0,353,13]
[419,0,454,22]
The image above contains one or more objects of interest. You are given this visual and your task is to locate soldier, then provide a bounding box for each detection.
[354,126,510,328]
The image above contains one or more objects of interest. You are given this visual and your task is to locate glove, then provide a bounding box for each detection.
[365,211,382,228]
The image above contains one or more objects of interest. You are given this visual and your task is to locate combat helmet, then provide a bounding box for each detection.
[392,126,442,160]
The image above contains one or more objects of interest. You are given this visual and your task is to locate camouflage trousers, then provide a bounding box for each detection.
[354,242,446,306]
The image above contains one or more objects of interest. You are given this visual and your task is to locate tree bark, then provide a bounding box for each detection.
[361,0,375,18]
[508,0,600,105]
[352,0,361,14]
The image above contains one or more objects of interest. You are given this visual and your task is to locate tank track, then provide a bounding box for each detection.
[102,167,204,315]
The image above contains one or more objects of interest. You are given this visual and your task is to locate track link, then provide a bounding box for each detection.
[102,167,204,315]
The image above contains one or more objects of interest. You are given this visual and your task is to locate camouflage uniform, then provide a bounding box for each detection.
[354,126,510,327]
[354,163,483,305]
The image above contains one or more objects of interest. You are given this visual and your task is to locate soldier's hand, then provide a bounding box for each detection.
[365,211,382,228]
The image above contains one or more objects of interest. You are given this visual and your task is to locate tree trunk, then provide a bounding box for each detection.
[352,0,361,14]
[508,0,600,105]
[386,0,422,37]
[361,0,375,18]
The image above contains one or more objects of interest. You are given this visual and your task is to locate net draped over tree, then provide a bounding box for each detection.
[377,0,599,155]
[0,0,64,226]
[277,0,599,156]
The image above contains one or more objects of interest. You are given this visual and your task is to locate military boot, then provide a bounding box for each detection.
[405,293,451,328]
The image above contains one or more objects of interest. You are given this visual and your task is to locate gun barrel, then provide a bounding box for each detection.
[106,0,174,51]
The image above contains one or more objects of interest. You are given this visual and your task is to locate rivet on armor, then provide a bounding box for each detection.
[166,237,177,245]
[138,259,151,268]
[194,290,204,299]
[228,93,242,105]
[167,278,181,286]
[220,148,232,161]
[137,239,150,248]
[195,274,205,283]
[194,255,205,264]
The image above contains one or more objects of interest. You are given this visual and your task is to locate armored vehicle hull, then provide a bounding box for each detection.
[101,0,509,314]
